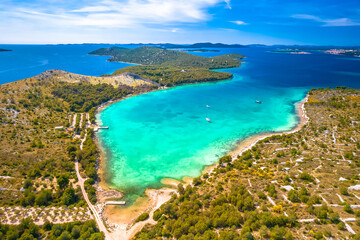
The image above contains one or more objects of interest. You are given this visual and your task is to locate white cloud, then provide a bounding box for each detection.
[230,20,248,25]
[292,14,360,27]
[224,0,231,9]
[2,0,225,29]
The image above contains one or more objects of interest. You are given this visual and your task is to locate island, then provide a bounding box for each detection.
[271,46,360,57]
[182,49,220,52]
[325,49,360,57]
[89,46,244,86]
[271,49,311,54]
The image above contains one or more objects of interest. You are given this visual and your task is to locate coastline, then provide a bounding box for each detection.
[95,89,309,239]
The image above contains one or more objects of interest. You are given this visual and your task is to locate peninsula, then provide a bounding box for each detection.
[0,48,245,239]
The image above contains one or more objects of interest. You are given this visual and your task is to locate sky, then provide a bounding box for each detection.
[0,0,359,45]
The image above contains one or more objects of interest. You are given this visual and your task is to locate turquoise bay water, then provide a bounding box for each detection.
[97,47,360,203]
[97,74,307,202]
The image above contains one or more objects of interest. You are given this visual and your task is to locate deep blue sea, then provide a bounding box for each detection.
[0,44,138,84]
[2,44,360,203]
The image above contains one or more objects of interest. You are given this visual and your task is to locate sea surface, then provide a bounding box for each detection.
[0,44,136,84]
[2,44,360,204]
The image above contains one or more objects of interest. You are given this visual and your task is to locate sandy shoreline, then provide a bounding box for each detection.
[94,87,309,239]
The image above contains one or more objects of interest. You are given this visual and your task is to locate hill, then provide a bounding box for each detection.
[111,66,233,87]
[89,46,244,69]
[0,69,155,208]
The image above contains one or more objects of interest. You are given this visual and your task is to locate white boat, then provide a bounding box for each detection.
[206,105,210,108]
[206,118,211,122]
[255,100,262,104]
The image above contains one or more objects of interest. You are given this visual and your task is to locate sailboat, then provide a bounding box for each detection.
[206,105,211,122]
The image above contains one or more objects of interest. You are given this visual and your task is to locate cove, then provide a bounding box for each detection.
[96,73,307,203]
[96,46,360,204]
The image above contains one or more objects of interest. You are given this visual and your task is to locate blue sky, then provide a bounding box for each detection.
[0,0,359,45]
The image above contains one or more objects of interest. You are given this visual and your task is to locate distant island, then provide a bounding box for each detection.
[1,45,360,240]
[271,50,311,54]
[272,46,360,57]
[183,49,220,52]
[89,46,244,86]
[325,48,360,57]
[167,42,247,49]
[0,48,11,52]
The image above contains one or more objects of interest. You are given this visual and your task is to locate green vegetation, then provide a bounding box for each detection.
[78,129,99,204]
[89,46,244,69]
[112,66,233,87]
[0,69,152,209]
[52,82,132,112]
[0,218,103,239]
[135,212,149,223]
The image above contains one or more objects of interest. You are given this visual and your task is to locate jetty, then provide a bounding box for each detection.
[94,126,109,132]
[105,201,126,206]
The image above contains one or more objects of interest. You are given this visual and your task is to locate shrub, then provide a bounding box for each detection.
[135,212,149,223]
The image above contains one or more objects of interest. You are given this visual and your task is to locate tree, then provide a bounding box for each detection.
[57,175,69,190]
[329,212,340,223]
[259,225,269,239]
[35,190,52,206]
[71,226,81,239]
[337,221,345,230]
[18,230,36,240]
[23,180,33,189]
[219,155,232,164]
[287,190,300,203]
[43,221,52,231]
[59,231,71,240]
[135,212,149,223]
[62,187,77,206]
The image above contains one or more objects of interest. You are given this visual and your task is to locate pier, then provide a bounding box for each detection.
[105,201,126,205]
[93,126,109,132]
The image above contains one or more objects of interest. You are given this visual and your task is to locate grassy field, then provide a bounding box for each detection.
[134,88,360,240]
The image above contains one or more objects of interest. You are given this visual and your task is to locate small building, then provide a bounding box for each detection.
[54,126,64,130]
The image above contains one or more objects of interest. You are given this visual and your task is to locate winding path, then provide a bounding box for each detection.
[76,133,111,239]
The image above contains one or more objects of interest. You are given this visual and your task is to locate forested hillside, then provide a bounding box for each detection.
[112,66,233,87]
[89,46,244,69]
